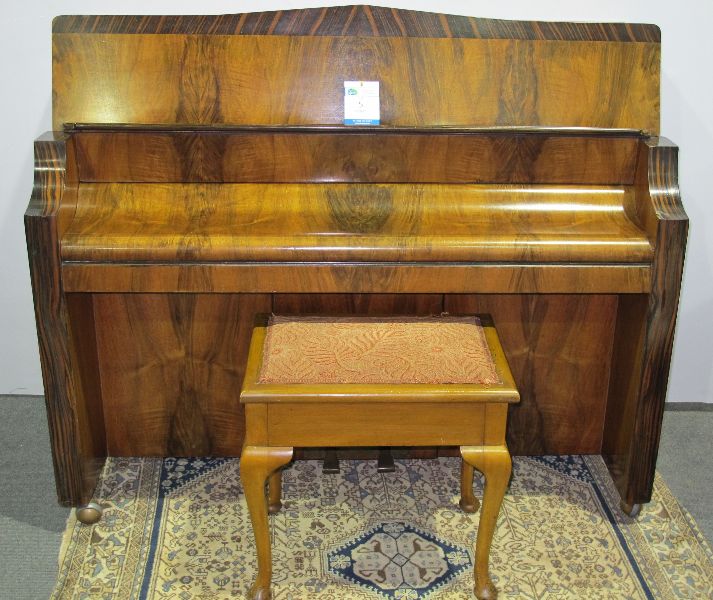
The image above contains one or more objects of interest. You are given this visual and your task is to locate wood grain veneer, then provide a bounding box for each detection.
[446,294,617,455]
[272,293,443,316]
[91,292,620,457]
[95,293,271,456]
[25,133,105,506]
[53,35,660,132]
[60,183,652,264]
[73,131,640,185]
[61,263,652,295]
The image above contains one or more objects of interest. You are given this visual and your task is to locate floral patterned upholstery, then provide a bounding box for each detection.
[258,315,500,385]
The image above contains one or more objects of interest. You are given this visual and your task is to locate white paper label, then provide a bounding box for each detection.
[344,81,380,125]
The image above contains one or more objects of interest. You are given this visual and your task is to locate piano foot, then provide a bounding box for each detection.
[620,500,642,518]
[75,502,103,525]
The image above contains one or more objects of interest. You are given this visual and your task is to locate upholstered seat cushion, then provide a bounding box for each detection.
[258,315,500,385]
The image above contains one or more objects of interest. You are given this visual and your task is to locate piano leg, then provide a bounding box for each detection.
[461,445,511,600]
[240,445,293,600]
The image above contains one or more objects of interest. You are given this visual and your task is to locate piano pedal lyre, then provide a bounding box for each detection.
[322,449,340,473]
[322,449,396,473]
[377,447,396,473]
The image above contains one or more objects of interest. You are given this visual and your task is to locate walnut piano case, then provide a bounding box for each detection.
[25,6,686,521]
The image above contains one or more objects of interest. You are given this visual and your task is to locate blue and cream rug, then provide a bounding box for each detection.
[52,456,713,599]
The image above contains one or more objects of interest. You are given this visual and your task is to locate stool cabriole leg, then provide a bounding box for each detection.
[241,445,293,600]
[461,445,512,600]
[459,460,480,513]
[268,470,283,514]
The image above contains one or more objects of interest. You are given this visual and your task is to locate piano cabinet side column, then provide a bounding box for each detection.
[603,138,688,513]
[25,132,107,515]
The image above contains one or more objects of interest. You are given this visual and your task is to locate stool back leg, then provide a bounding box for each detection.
[461,446,512,600]
[459,460,481,513]
[268,470,283,514]
[240,445,293,600]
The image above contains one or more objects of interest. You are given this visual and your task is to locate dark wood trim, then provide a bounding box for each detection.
[25,133,79,505]
[603,137,688,507]
[626,138,688,504]
[26,133,67,217]
[25,132,106,507]
[53,6,660,42]
[66,293,107,492]
[68,124,648,136]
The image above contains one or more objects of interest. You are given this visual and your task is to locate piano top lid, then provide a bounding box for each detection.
[52,6,660,42]
[51,6,661,133]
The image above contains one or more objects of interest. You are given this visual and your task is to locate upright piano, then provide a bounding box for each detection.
[26,6,687,518]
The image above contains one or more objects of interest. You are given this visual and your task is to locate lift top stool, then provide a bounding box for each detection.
[240,314,520,599]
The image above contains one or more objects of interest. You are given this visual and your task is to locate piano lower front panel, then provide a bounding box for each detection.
[84,291,617,457]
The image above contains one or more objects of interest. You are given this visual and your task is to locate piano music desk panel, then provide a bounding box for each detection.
[52,35,659,132]
[26,7,686,519]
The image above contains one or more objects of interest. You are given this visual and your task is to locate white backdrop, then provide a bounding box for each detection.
[1,1,711,402]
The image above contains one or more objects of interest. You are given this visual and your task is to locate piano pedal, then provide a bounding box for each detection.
[322,449,340,473]
[377,447,396,473]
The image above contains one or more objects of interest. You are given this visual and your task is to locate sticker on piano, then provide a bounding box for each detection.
[344,81,380,125]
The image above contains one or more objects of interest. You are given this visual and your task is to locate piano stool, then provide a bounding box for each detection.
[239,314,520,600]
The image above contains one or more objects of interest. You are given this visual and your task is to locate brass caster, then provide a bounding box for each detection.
[75,502,103,524]
[459,497,481,514]
[620,500,642,518]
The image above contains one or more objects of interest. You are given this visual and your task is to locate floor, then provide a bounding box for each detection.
[0,395,710,599]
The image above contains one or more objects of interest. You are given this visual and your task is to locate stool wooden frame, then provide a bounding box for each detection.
[240,314,520,599]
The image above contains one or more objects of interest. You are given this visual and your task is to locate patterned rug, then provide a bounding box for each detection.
[51,456,713,599]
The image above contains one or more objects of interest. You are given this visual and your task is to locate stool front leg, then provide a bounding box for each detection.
[460,446,512,600]
[240,445,293,600]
